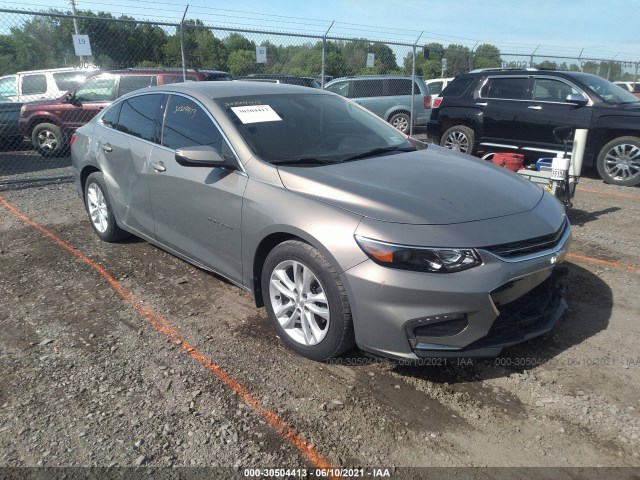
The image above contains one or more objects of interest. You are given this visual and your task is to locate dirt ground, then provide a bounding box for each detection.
[0,166,639,477]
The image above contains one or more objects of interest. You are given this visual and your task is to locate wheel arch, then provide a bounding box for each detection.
[80,164,102,198]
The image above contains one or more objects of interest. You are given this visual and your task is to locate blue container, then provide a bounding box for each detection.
[536,158,553,171]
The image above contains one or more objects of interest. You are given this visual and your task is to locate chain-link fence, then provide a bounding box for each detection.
[1,7,639,185]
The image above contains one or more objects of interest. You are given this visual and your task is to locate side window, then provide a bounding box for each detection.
[117,75,157,97]
[162,75,198,84]
[387,79,418,96]
[162,95,228,156]
[533,78,581,102]
[481,77,528,100]
[0,76,17,96]
[117,94,163,143]
[101,101,123,129]
[351,79,384,98]
[21,74,47,95]
[325,81,349,97]
[74,77,117,102]
[53,71,95,92]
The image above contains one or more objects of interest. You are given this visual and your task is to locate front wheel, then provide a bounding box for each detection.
[388,112,411,134]
[261,240,355,361]
[31,123,66,157]
[441,125,475,154]
[596,136,640,186]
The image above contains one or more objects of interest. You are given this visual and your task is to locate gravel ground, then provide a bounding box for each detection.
[0,165,639,477]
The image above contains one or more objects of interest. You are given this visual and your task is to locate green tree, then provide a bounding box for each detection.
[227,50,256,76]
[473,44,501,69]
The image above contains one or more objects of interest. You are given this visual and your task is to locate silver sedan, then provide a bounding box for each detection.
[71,81,571,361]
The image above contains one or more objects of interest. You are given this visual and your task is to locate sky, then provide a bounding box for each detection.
[4,0,638,61]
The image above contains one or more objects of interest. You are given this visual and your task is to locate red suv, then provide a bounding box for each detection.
[19,69,230,156]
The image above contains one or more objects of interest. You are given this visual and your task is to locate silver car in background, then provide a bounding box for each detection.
[71,82,571,362]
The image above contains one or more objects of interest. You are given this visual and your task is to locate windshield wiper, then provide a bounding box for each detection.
[272,157,334,166]
[339,146,415,163]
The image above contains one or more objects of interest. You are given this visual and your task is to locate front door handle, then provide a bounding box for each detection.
[527,105,542,110]
[151,161,166,172]
[98,141,112,152]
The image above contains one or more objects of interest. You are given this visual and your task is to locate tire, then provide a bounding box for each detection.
[31,123,66,157]
[84,172,130,242]
[261,240,355,361]
[440,125,475,154]
[388,112,411,134]
[596,136,640,187]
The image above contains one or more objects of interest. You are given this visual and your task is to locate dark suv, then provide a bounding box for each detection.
[19,69,229,156]
[427,68,640,186]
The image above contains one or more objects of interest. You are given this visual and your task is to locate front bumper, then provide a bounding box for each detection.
[340,223,571,360]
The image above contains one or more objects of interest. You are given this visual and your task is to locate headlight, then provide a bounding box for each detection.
[355,235,482,273]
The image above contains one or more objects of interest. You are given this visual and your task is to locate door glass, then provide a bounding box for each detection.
[22,74,47,95]
[74,77,117,102]
[53,71,96,91]
[117,94,163,143]
[162,95,226,154]
[533,78,581,102]
[118,75,156,97]
[481,77,528,100]
[0,76,17,96]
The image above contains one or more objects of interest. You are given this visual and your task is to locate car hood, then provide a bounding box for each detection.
[277,147,545,225]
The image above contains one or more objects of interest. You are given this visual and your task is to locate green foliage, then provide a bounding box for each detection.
[0,10,631,83]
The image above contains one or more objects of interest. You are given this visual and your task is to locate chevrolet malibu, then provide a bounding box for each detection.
[71,82,571,361]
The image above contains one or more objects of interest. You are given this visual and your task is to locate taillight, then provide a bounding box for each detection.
[433,98,443,109]
[70,133,77,147]
[424,95,431,109]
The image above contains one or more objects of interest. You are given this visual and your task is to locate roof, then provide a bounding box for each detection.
[144,80,329,99]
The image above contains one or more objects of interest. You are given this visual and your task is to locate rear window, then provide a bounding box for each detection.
[441,76,474,97]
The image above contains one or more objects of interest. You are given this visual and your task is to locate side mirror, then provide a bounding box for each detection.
[565,93,588,107]
[175,145,226,166]
[65,92,80,106]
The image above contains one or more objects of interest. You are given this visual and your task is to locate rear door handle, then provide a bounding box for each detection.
[528,105,542,110]
[151,161,166,172]
[98,141,112,152]
[475,102,488,106]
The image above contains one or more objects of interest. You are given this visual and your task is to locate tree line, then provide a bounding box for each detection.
[0,10,633,81]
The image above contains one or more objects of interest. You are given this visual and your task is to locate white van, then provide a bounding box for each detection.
[0,67,99,102]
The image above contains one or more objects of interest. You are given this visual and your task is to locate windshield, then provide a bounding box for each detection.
[572,73,639,104]
[217,93,415,164]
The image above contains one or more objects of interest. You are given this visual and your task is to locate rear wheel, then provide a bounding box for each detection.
[389,112,410,134]
[441,125,475,154]
[596,136,640,186]
[32,123,65,157]
[84,172,130,242]
[261,240,355,361]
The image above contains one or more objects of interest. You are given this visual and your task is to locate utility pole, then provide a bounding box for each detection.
[69,0,84,65]
[180,4,189,81]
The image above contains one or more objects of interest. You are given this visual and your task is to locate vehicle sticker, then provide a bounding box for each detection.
[231,105,282,124]
[173,104,197,118]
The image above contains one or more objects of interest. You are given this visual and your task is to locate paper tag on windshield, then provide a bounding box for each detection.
[231,105,282,124]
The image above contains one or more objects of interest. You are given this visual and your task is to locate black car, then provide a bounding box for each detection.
[427,68,640,186]
[0,95,23,146]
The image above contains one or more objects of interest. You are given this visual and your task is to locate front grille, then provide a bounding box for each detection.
[469,270,566,348]
[482,218,567,259]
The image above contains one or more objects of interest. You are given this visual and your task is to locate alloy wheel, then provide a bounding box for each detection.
[444,131,469,152]
[37,129,58,151]
[87,183,109,233]
[603,143,640,183]
[269,260,330,346]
